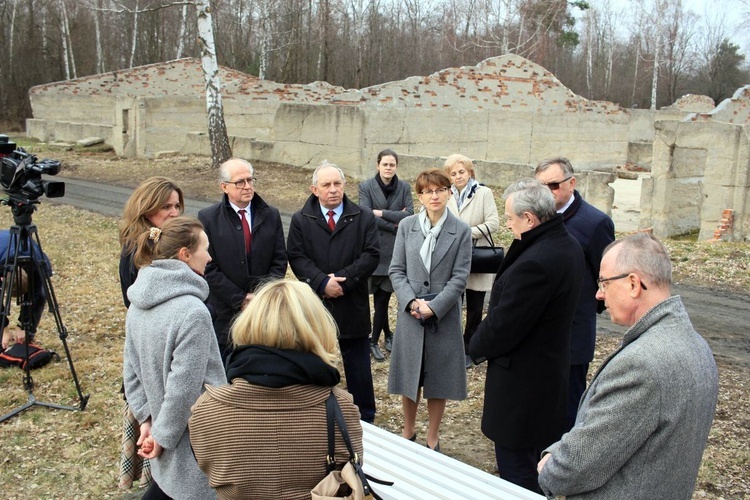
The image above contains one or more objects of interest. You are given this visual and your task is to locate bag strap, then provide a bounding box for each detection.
[324,392,338,472]
[325,391,393,498]
[475,224,495,247]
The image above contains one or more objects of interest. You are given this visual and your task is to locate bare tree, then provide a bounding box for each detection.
[196,0,232,167]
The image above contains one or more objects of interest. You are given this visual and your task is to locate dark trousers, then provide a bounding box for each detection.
[142,480,172,500]
[463,289,486,353]
[339,336,376,423]
[565,362,589,431]
[495,444,543,494]
[370,288,393,344]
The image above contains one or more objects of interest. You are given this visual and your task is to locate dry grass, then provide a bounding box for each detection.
[0,144,748,498]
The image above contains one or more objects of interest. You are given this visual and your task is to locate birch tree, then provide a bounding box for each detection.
[196,0,232,168]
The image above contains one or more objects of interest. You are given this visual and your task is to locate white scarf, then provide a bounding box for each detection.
[419,209,448,271]
[452,178,479,210]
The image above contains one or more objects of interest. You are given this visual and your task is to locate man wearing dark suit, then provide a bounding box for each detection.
[287,161,380,422]
[535,157,615,431]
[198,158,288,362]
[469,178,584,494]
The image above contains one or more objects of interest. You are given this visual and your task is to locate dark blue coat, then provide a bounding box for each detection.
[0,229,52,330]
[469,215,584,448]
[198,193,288,345]
[287,194,379,339]
[562,191,615,365]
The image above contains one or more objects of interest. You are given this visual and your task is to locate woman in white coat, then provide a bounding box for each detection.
[445,154,500,369]
[388,169,472,452]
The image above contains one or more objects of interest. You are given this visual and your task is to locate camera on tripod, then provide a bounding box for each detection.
[0,135,65,201]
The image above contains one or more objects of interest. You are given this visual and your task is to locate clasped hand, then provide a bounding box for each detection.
[410,298,434,321]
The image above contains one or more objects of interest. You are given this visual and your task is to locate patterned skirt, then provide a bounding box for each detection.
[118,402,152,489]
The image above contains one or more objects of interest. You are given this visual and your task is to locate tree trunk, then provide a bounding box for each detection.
[59,0,71,79]
[94,0,105,73]
[195,0,232,168]
[130,0,139,68]
[651,41,660,110]
[176,3,188,59]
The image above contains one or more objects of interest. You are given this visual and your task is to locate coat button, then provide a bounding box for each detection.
[424,281,429,286]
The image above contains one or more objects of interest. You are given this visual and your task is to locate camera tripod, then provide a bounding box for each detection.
[0,198,89,422]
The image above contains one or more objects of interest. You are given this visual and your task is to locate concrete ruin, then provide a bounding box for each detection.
[25,56,750,241]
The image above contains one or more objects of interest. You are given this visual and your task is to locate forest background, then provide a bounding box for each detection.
[1,0,750,131]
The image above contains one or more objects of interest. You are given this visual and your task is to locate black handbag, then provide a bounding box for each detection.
[470,224,504,274]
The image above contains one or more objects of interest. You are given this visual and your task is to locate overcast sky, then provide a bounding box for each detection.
[585,0,749,56]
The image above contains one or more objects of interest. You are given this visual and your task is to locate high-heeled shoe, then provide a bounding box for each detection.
[406,432,416,442]
[426,440,440,453]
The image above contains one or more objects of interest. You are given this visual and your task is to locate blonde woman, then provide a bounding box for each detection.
[189,279,363,500]
[119,177,184,307]
[124,216,226,499]
[444,154,500,369]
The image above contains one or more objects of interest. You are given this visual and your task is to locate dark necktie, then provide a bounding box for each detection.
[327,210,336,231]
[239,209,252,253]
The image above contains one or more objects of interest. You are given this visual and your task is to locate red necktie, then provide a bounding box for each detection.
[327,210,336,231]
[239,209,252,253]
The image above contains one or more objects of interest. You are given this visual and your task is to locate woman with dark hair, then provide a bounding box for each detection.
[388,168,472,452]
[124,216,226,499]
[358,149,414,361]
[189,279,363,499]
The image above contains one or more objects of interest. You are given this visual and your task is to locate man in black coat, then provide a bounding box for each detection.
[469,178,584,494]
[535,157,615,431]
[287,161,380,422]
[198,158,288,362]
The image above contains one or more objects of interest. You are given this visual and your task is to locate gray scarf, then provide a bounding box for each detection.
[419,209,448,271]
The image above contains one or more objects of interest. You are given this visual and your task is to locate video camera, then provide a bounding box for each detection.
[0,135,65,201]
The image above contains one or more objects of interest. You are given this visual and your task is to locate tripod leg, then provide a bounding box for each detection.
[0,224,89,423]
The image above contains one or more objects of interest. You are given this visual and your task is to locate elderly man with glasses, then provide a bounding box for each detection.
[535,157,615,432]
[198,158,288,363]
[469,178,584,494]
[538,232,718,499]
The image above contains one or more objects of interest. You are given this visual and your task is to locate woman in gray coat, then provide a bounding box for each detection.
[388,169,472,452]
[124,216,227,499]
[358,149,414,361]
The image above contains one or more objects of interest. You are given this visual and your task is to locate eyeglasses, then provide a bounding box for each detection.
[420,187,450,197]
[597,273,648,292]
[224,177,256,189]
[543,176,572,191]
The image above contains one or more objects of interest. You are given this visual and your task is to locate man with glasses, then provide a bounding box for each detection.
[287,161,380,423]
[469,178,584,494]
[535,157,615,431]
[538,232,718,499]
[198,157,288,362]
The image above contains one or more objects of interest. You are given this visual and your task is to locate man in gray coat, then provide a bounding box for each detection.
[537,232,719,499]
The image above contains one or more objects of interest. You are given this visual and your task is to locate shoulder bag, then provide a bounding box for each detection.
[311,392,392,500]
[470,224,504,274]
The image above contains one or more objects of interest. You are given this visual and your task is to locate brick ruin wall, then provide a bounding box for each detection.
[26,57,750,240]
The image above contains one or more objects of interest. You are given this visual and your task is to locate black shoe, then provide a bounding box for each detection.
[465,354,473,370]
[427,440,441,453]
[384,334,393,353]
[370,343,385,361]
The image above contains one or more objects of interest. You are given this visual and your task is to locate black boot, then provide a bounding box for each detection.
[370,342,385,361]
[384,332,393,353]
